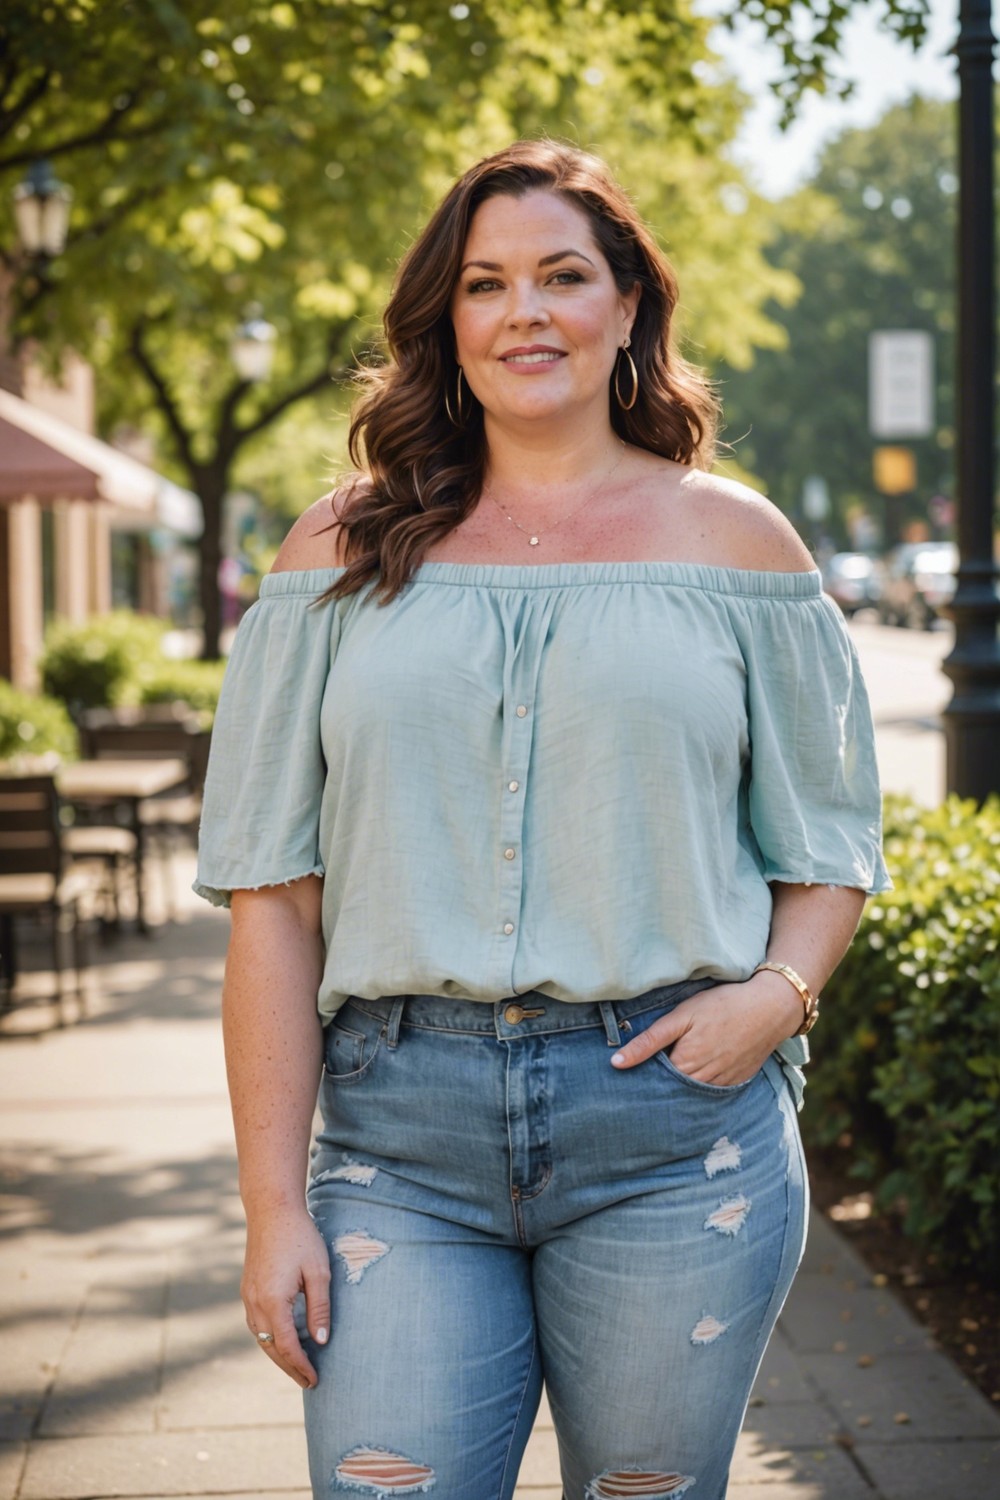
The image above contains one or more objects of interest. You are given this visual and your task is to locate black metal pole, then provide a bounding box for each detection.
[942,0,1000,800]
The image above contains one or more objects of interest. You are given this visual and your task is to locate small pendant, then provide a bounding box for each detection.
[529,536,539,546]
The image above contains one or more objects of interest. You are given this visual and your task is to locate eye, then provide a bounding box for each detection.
[550,269,584,284]
[466,278,501,294]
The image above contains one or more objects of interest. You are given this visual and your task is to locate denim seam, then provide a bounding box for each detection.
[736,1075,809,1442]
[345,982,715,1038]
[321,1026,384,1085]
[347,1001,491,1035]
[652,1048,759,1097]
[516,1162,553,1204]
[496,1334,541,1500]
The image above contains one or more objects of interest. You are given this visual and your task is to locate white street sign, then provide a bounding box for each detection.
[869,330,935,438]
[802,475,830,521]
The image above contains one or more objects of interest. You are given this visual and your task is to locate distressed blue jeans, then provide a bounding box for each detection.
[301,980,808,1499]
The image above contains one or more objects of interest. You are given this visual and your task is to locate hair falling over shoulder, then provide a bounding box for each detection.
[314,139,721,606]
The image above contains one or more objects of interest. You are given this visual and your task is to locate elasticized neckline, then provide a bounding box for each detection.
[259,560,824,601]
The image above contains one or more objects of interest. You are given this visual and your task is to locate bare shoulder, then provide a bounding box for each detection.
[674,469,815,573]
[270,479,367,573]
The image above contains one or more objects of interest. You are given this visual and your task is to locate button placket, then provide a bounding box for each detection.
[493,588,555,990]
[497,688,532,978]
[500,772,523,935]
[498,713,527,961]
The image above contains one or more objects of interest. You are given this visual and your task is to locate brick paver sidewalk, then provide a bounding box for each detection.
[1,845,997,1500]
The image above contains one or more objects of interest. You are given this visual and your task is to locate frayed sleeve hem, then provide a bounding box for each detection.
[191,864,326,911]
[764,866,894,899]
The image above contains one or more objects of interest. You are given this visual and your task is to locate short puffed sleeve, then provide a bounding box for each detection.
[726,582,892,896]
[192,572,339,908]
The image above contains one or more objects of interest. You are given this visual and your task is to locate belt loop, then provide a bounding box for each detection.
[598,1001,622,1048]
[386,996,407,1049]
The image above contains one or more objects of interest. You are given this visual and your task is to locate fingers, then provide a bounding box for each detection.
[611,1004,690,1070]
[303,1260,331,1349]
[610,984,791,1086]
[241,1215,332,1390]
[247,1300,318,1389]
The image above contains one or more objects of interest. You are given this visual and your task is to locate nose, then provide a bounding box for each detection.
[505,278,550,329]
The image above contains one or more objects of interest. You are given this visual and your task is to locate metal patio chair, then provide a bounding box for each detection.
[0,773,102,1024]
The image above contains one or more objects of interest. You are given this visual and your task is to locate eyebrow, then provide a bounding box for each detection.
[458,249,597,274]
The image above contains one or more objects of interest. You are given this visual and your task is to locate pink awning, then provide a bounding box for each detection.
[0,389,201,535]
[0,414,100,501]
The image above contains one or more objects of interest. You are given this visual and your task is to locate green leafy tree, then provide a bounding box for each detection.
[0,1,933,651]
[713,95,958,545]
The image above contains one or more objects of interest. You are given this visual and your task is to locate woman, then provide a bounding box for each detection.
[194,140,890,1500]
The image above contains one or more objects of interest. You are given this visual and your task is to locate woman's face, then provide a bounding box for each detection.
[449,189,638,431]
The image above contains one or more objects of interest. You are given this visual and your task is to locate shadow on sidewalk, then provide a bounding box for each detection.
[0,1143,240,1250]
[1,906,228,1042]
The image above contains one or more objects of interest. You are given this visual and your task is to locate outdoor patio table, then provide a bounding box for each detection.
[57,757,189,936]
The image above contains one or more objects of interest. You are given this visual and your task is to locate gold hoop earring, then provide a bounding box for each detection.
[444,367,467,426]
[614,339,639,412]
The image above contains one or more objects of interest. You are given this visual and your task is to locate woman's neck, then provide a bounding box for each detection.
[481,418,626,504]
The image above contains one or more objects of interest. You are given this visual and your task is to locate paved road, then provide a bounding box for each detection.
[846,615,952,808]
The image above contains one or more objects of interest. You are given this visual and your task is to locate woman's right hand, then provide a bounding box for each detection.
[241,1204,332,1388]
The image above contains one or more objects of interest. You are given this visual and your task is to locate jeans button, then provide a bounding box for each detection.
[504,1004,525,1024]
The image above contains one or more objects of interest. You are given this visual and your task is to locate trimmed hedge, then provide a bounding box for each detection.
[39,614,225,725]
[0,679,79,764]
[803,793,1000,1270]
[139,661,226,728]
[40,612,169,714]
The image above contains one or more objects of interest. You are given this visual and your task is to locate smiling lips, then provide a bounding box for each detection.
[500,345,566,368]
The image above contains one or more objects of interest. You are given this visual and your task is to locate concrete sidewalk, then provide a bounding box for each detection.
[1,850,997,1500]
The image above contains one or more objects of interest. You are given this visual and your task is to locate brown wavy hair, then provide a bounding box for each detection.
[315,139,720,605]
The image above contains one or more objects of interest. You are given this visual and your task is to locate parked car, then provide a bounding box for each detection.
[822,552,878,617]
[874,542,957,629]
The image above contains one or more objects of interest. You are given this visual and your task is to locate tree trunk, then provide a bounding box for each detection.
[197,472,226,661]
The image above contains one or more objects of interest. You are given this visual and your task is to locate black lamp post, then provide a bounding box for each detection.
[3,160,71,385]
[941,0,1000,800]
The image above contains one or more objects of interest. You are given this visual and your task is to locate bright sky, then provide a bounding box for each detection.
[699,0,961,198]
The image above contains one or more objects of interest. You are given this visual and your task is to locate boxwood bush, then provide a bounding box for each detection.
[40,612,170,715]
[139,660,226,726]
[0,678,79,764]
[803,793,1000,1269]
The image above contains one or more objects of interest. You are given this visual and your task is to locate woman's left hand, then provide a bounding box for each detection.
[610,974,804,1086]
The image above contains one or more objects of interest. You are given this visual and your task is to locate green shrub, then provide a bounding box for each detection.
[40,612,169,714]
[804,793,1000,1269]
[139,660,226,727]
[0,679,79,764]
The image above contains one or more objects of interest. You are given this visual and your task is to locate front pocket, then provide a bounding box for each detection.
[652,1047,759,1097]
[322,1018,382,1083]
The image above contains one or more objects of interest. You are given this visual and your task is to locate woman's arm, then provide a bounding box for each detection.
[223,875,330,1387]
[757,879,868,1010]
[610,882,867,1082]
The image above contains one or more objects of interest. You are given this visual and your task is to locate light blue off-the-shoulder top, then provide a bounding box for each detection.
[193,561,892,1105]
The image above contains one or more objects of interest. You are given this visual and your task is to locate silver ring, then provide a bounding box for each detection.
[256,1331,276,1345]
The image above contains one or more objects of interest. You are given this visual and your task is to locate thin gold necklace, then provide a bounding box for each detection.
[482,440,627,547]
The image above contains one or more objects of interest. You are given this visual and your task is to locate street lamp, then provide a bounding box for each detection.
[941,0,1000,801]
[230,311,277,383]
[12,160,73,259]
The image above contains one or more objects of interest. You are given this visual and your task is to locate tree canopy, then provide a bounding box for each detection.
[714,95,958,545]
[0,0,938,647]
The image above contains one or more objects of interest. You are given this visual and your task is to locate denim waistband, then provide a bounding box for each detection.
[345,978,719,1048]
